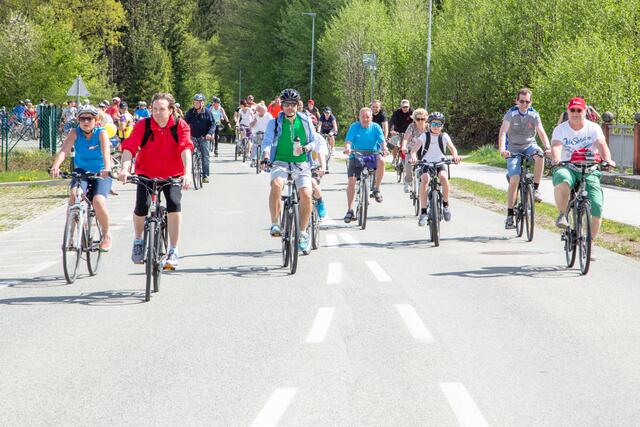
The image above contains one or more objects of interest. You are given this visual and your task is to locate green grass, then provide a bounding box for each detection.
[451,177,640,258]
[464,144,505,168]
[0,170,52,182]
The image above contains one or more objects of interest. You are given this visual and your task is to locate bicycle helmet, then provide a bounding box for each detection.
[24,99,32,104]
[212,96,220,103]
[98,101,109,108]
[279,88,300,103]
[427,111,445,124]
[323,106,332,113]
[76,105,99,117]
[193,93,205,101]
[138,101,147,107]
[175,103,181,108]
[120,101,128,109]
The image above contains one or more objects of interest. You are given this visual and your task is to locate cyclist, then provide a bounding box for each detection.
[371,100,389,139]
[246,94,257,110]
[409,112,461,226]
[236,99,255,157]
[117,102,134,141]
[11,100,26,122]
[118,92,194,270]
[106,97,120,121]
[499,88,551,229]
[391,100,415,191]
[134,101,151,122]
[208,96,230,157]
[310,131,328,218]
[317,106,338,158]
[262,88,317,254]
[400,108,429,193]
[61,100,78,132]
[267,96,282,117]
[305,99,320,126]
[551,97,615,259]
[185,93,215,183]
[343,107,388,223]
[250,103,273,167]
[50,105,113,252]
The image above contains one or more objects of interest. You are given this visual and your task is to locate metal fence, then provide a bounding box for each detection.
[602,113,640,175]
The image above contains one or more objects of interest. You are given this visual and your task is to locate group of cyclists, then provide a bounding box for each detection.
[48,84,616,277]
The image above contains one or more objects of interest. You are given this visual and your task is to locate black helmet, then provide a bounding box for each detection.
[193,93,205,101]
[120,101,128,109]
[323,106,332,113]
[427,111,445,124]
[279,88,300,103]
[212,96,220,103]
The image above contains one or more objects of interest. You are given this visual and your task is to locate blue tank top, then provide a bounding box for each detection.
[74,126,105,172]
[210,106,222,123]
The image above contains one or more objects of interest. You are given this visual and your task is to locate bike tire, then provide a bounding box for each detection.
[515,189,524,238]
[192,152,201,190]
[578,202,592,275]
[86,209,102,276]
[311,204,319,250]
[564,205,577,268]
[242,140,247,163]
[289,204,300,274]
[281,206,289,268]
[144,221,155,302]
[360,177,368,230]
[430,190,440,246]
[256,146,261,174]
[525,183,535,242]
[153,221,164,293]
[62,211,81,284]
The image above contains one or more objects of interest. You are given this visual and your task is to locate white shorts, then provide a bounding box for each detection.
[270,161,312,189]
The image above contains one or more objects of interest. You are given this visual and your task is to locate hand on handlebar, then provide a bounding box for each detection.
[344,146,351,156]
[181,174,192,190]
[500,149,510,158]
[50,166,60,178]
[452,155,461,165]
[118,169,130,183]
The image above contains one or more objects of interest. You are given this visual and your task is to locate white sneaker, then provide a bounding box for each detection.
[534,189,542,202]
[403,183,410,193]
[418,213,427,226]
[443,206,451,221]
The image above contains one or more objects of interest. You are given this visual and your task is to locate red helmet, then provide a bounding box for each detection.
[570,148,601,163]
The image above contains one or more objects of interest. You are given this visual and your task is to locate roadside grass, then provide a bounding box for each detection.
[0,149,70,182]
[451,177,640,259]
[0,170,52,182]
[0,184,67,232]
[464,144,505,168]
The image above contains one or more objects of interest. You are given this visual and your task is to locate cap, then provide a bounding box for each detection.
[308,99,315,105]
[112,97,121,103]
[567,97,586,111]
[400,99,410,107]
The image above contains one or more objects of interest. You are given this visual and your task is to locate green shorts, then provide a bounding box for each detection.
[552,167,603,217]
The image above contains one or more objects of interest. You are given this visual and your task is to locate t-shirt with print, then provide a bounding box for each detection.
[318,114,336,134]
[503,106,541,151]
[551,120,604,162]
[238,108,255,127]
[345,122,384,151]
[418,132,451,162]
[253,112,273,134]
[275,115,308,163]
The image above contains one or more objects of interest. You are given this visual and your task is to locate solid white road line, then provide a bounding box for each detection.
[365,261,392,282]
[325,234,339,247]
[439,383,489,427]
[326,262,343,284]
[394,304,434,342]
[305,307,335,343]
[251,387,298,427]
[338,232,359,246]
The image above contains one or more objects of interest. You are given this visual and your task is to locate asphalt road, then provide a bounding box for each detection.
[1,144,640,426]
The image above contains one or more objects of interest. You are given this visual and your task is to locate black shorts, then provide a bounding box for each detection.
[134,176,182,216]
[420,164,446,176]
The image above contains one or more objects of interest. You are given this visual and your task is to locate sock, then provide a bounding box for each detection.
[443,201,449,207]
[507,208,514,216]
[421,208,427,214]
[316,197,323,203]
[534,182,540,190]
[134,237,143,244]
[169,246,178,253]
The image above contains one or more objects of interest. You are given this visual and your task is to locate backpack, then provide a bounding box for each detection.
[418,133,445,158]
[140,116,180,148]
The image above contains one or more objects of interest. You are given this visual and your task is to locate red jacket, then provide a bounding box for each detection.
[122,115,193,179]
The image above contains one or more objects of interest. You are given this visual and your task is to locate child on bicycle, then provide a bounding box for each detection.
[50,105,113,251]
[409,111,460,227]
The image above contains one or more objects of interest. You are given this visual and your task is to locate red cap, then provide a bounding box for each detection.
[308,99,315,105]
[567,97,586,111]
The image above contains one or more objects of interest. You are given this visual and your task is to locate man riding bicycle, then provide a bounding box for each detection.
[119,92,194,270]
[317,106,338,158]
[343,107,388,223]
[208,96,230,157]
[250,103,273,167]
[551,97,615,259]
[262,88,317,254]
[50,105,113,251]
[499,88,551,229]
[236,99,255,157]
[185,93,215,183]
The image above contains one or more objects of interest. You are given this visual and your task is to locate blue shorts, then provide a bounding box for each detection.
[70,172,112,200]
[507,145,542,177]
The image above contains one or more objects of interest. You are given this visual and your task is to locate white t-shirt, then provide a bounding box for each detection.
[253,112,273,133]
[238,108,255,127]
[418,132,451,162]
[551,120,604,161]
[312,132,329,156]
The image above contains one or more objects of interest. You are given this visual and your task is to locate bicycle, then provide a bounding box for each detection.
[192,137,204,190]
[254,131,264,174]
[321,132,334,171]
[59,171,105,284]
[235,125,250,162]
[309,167,323,250]
[508,152,543,242]
[416,158,453,246]
[409,162,422,216]
[389,133,404,183]
[557,158,607,275]
[126,175,181,301]
[351,150,379,230]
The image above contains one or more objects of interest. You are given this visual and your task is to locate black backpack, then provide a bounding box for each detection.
[139,116,181,148]
[417,133,445,158]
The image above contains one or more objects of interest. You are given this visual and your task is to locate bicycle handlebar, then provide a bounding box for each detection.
[125,175,182,191]
[507,152,544,160]
[556,160,610,168]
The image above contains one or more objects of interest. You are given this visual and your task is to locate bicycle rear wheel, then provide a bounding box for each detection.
[144,221,155,302]
[360,177,368,230]
[86,209,102,276]
[564,205,577,268]
[525,183,535,242]
[289,204,300,274]
[281,206,290,268]
[256,145,261,174]
[242,140,247,163]
[429,190,440,246]
[62,211,82,284]
[311,204,320,250]
[578,203,592,275]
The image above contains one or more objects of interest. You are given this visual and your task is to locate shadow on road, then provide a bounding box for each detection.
[440,235,513,244]
[0,275,68,289]
[181,249,280,259]
[431,265,580,279]
[0,290,145,306]
[166,264,289,279]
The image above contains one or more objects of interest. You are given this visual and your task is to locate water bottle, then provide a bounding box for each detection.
[293,137,302,156]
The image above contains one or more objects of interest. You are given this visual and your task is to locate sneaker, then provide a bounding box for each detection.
[299,231,311,255]
[372,189,383,203]
[202,176,210,183]
[99,234,112,252]
[317,200,327,218]
[403,183,410,193]
[505,215,515,229]
[331,148,336,156]
[590,247,596,261]
[270,224,282,237]
[214,151,219,157]
[555,213,569,229]
[131,240,144,264]
[534,189,542,202]
[163,248,179,270]
[418,213,427,227]
[443,206,452,222]
[344,210,355,223]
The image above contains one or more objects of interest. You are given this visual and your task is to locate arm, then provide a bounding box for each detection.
[595,135,615,166]
[382,121,389,139]
[50,129,77,177]
[498,119,510,157]
[99,129,112,176]
[535,122,551,154]
[180,148,193,189]
[551,139,563,165]
[206,112,216,139]
[262,118,276,160]
[447,139,461,164]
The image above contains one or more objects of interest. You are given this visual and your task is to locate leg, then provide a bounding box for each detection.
[92,195,110,236]
[507,175,520,208]
[298,187,313,230]
[200,140,210,177]
[420,174,430,208]
[591,216,602,239]
[133,214,145,240]
[167,212,181,247]
[346,177,356,210]
[404,156,412,185]
[533,154,544,185]
[269,178,284,223]
[375,157,385,190]
[439,171,449,202]
[554,182,571,214]
[312,179,322,199]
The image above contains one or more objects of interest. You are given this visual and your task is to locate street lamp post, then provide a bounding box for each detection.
[303,12,316,99]
[239,68,242,104]
[424,0,433,110]
[363,53,377,105]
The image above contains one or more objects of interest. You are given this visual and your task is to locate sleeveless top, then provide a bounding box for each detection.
[74,126,105,172]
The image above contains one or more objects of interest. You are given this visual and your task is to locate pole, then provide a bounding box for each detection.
[239,69,242,104]
[310,14,315,99]
[425,0,433,110]
[371,70,375,105]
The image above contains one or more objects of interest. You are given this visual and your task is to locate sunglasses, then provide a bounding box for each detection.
[78,116,95,122]
[415,118,426,122]
[430,122,444,127]
[283,102,297,107]
[569,108,584,113]
[518,99,531,104]
[401,106,409,109]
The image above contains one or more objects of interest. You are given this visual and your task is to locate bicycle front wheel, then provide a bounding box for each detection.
[564,205,577,268]
[360,177,368,230]
[578,203,592,275]
[311,204,320,250]
[62,211,82,284]
[281,206,290,268]
[525,183,535,242]
[289,204,300,274]
[192,152,202,190]
[515,189,524,238]
[86,209,102,276]
[153,220,164,293]
[256,146,261,174]
[144,221,155,302]
[429,190,440,247]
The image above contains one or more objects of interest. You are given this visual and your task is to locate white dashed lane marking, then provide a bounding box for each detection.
[251,388,298,427]
[365,261,392,282]
[395,304,435,342]
[440,383,489,427]
[304,307,335,344]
